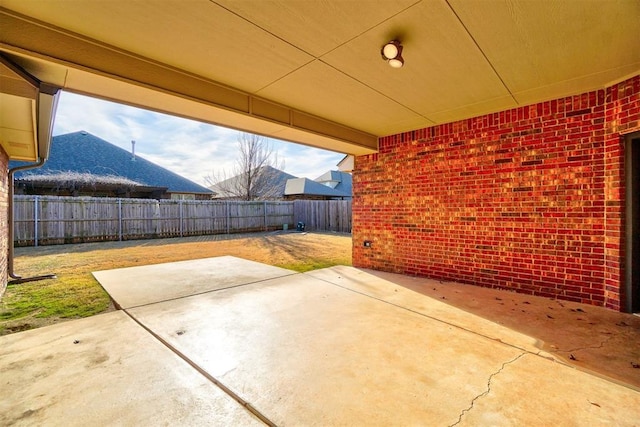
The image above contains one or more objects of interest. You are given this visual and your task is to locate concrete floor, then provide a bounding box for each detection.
[2,256,639,426]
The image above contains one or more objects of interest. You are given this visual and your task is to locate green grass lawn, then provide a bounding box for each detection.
[1,275,110,322]
[1,232,352,335]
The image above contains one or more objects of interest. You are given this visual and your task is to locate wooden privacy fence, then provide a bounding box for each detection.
[293,199,352,235]
[13,195,351,246]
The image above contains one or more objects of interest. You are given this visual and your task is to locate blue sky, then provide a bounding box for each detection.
[52,92,346,186]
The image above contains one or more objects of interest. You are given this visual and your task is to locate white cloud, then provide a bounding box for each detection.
[52,92,346,186]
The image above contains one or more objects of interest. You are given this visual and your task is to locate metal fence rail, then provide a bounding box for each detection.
[14,196,352,246]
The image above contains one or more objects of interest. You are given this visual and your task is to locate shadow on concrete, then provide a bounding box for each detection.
[366,269,640,390]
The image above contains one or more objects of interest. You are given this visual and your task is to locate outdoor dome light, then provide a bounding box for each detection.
[381,40,404,68]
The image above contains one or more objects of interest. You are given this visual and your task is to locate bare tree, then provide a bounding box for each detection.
[207,133,286,200]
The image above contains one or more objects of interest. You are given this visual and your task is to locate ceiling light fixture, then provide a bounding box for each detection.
[381,40,404,68]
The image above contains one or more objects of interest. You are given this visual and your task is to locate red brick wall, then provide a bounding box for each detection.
[0,146,8,296]
[353,75,640,311]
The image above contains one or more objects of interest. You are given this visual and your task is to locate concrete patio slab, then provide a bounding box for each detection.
[126,266,640,426]
[5,256,639,426]
[0,310,262,427]
[128,273,525,426]
[92,255,294,308]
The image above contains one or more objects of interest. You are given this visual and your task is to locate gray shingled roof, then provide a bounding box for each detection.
[209,166,297,199]
[314,170,352,195]
[10,131,212,195]
[284,177,350,198]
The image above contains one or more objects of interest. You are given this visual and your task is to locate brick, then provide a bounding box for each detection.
[353,75,640,311]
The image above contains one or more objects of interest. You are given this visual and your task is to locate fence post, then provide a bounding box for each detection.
[179,199,184,237]
[118,198,123,241]
[34,195,39,247]
[226,201,230,234]
[264,201,268,232]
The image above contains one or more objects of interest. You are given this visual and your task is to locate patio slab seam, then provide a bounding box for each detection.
[116,272,299,310]
[92,255,298,309]
[307,272,549,358]
[121,307,276,427]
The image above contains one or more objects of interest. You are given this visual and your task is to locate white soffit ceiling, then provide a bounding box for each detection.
[0,59,37,160]
[0,0,638,155]
[448,0,640,105]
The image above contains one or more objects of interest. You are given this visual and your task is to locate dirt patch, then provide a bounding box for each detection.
[14,231,351,271]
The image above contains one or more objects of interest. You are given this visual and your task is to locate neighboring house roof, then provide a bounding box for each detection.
[314,170,352,195]
[208,165,352,200]
[209,166,296,199]
[284,177,351,199]
[10,131,212,195]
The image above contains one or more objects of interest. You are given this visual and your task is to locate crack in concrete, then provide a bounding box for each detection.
[449,352,526,427]
[556,333,614,354]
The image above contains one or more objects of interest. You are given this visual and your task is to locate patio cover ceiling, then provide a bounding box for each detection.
[1,0,639,161]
